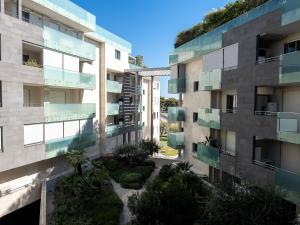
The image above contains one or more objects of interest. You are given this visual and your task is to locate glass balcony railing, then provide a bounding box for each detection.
[106,125,120,137]
[44,26,96,61]
[282,0,300,26]
[44,66,96,90]
[168,132,185,149]
[280,51,300,84]
[168,79,186,94]
[277,112,300,144]
[275,167,300,205]
[197,143,220,169]
[137,85,142,95]
[129,63,143,69]
[32,0,96,30]
[198,108,221,129]
[107,103,120,115]
[44,103,96,122]
[88,25,132,53]
[45,132,96,159]
[199,69,222,91]
[168,107,185,123]
[169,0,281,65]
[106,80,123,93]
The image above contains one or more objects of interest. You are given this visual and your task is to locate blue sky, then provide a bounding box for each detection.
[72,0,232,98]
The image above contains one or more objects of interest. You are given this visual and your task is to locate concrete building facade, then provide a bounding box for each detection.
[0,0,159,218]
[168,0,300,212]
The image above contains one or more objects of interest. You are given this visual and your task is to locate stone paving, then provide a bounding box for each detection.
[112,158,179,225]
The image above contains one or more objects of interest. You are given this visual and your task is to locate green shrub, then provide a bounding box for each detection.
[50,168,123,225]
[119,172,143,189]
[175,0,268,47]
[136,166,154,180]
[141,160,156,168]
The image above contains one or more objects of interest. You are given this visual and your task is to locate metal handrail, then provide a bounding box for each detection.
[255,111,277,116]
[256,55,280,64]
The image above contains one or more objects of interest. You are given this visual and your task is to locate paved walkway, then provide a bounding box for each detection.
[112,158,178,225]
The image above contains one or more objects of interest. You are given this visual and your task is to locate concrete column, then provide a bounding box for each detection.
[134,72,139,144]
[0,0,4,14]
[99,43,107,154]
[18,0,22,19]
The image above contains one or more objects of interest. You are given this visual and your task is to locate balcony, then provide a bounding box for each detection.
[275,167,300,205]
[282,0,300,26]
[106,125,120,137]
[44,66,96,90]
[277,112,300,144]
[107,103,120,116]
[197,143,220,169]
[168,79,186,94]
[167,132,185,149]
[168,107,185,123]
[106,80,123,93]
[43,26,96,61]
[199,69,221,91]
[45,132,96,159]
[44,103,96,122]
[198,108,220,129]
[280,51,300,84]
[137,85,142,95]
[27,0,96,31]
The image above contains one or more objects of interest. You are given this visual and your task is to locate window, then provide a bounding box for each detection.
[226,95,237,113]
[107,74,110,80]
[284,40,300,54]
[123,133,126,144]
[193,112,198,123]
[0,126,3,152]
[192,143,197,153]
[115,49,121,60]
[128,132,131,143]
[157,83,159,90]
[157,112,158,118]
[143,89,145,95]
[194,81,199,92]
[143,106,145,111]
[153,82,156,90]
[24,123,44,145]
[22,11,30,23]
[153,112,156,119]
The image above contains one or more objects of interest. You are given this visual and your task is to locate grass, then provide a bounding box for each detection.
[159,135,178,157]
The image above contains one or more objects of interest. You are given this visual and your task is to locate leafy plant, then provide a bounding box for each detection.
[201,136,221,149]
[175,0,268,48]
[24,58,40,68]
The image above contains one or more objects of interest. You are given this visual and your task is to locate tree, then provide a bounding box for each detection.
[160,121,168,136]
[128,163,209,225]
[169,123,180,133]
[202,185,296,225]
[138,139,160,156]
[67,150,86,175]
[175,0,268,48]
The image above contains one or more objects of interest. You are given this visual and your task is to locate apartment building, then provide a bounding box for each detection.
[168,0,300,212]
[0,0,157,218]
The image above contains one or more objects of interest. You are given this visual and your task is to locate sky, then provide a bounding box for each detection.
[72,0,232,98]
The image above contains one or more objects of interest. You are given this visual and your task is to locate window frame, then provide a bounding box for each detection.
[115,49,121,60]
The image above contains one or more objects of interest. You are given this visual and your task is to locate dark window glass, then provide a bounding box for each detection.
[193,112,198,122]
[192,143,197,153]
[284,41,297,54]
[115,50,121,60]
[193,81,199,92]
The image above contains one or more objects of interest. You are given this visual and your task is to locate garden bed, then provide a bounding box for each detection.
[102,157,155,189]
[49,168,123,225]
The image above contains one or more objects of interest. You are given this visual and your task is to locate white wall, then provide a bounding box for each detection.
[105,43,129,72]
